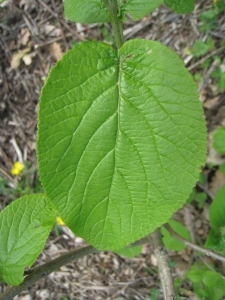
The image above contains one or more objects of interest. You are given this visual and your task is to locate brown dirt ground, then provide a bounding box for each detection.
[0,0,225,299]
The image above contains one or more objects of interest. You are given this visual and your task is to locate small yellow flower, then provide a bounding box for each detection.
[214,0,217,4]
[11,161,23,176]
[56,216,65,226]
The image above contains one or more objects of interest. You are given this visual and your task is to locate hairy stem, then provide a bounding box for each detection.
[165,224,225,263]
[103,0,124,48]
[151,228,176,300]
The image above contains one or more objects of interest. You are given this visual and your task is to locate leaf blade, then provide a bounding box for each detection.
[122,0,163,20]
[165,0,195,14]
[0,194,56,285]
[64,0,110,23]
[38,40,206,250]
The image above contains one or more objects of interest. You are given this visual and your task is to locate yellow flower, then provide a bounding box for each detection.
[214,0,217,4]
[56,216,65,226]
[11,161,23,176]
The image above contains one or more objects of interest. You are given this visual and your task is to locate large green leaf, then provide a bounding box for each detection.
[0,194,56,285]
[38,40,206,250]
[122,0,163,20]
[64,0,110,23]
[164,0,195,14]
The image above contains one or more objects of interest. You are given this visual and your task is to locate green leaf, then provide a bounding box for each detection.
[164,0,195,14]
[192,40,209,57]
[195,192,207,209]
[186,270,204,283]
[194,287,206,298]
[122,0,163,20]
[213,126,225,154]
[64,0,110,23]
[204,228,225,251]
[204,275,225,300]
[161,219,190,251]
[149,288,161,300]
[0,194,56,285]
[115,245,142,258]
[186,188,196,204]
[202,271,222,288]
[205,36,215,51]
[198,172,206,185]
[209,184,225,230]
[219,162,225,174]
[38,40,206,250]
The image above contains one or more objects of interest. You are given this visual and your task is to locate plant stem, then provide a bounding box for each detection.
[103,0,124,48]
[151,228,176,300]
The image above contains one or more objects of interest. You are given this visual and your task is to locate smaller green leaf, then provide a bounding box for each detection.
[205,36,215,51]
[195,192,207,209]
[194,287,206,298]
[204,228,224,251]
[115,245,142,258]
[204,275,225,300]
[186,270,204,283]
[209,184,225,230]
[202,271,222,288]
[219,162,225,174]
[164,0,195,14]
[192,40,209,57]
[0,194,56,285]
[186,188,196,204]
[161,220,190,251]
[149,288,161,300]
[198,172,206,185]
[122,0,163,20]
[213,126,225,154]
[64,0,110,23]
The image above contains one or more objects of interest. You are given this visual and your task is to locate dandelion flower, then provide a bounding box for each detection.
[11,161,23,176]
[56,216,65,226]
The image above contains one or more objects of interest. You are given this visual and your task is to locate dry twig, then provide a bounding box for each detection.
[151,228,176,300]
[165,224,225,263]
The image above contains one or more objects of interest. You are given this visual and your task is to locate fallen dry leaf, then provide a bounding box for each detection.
[203,96,219,110]
[209,170,225,196]
[22,54,32,65]
[19,0,36,10]
[50,42,62,61]
[44,24,61,37]
[11,47,30,69]
[19,28,30,46]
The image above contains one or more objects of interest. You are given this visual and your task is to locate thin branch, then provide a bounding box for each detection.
[188,46,224,71]
[0,246,100,300]
[151,228,176,300]
[0,235,153,300]
[165,224,225,263]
